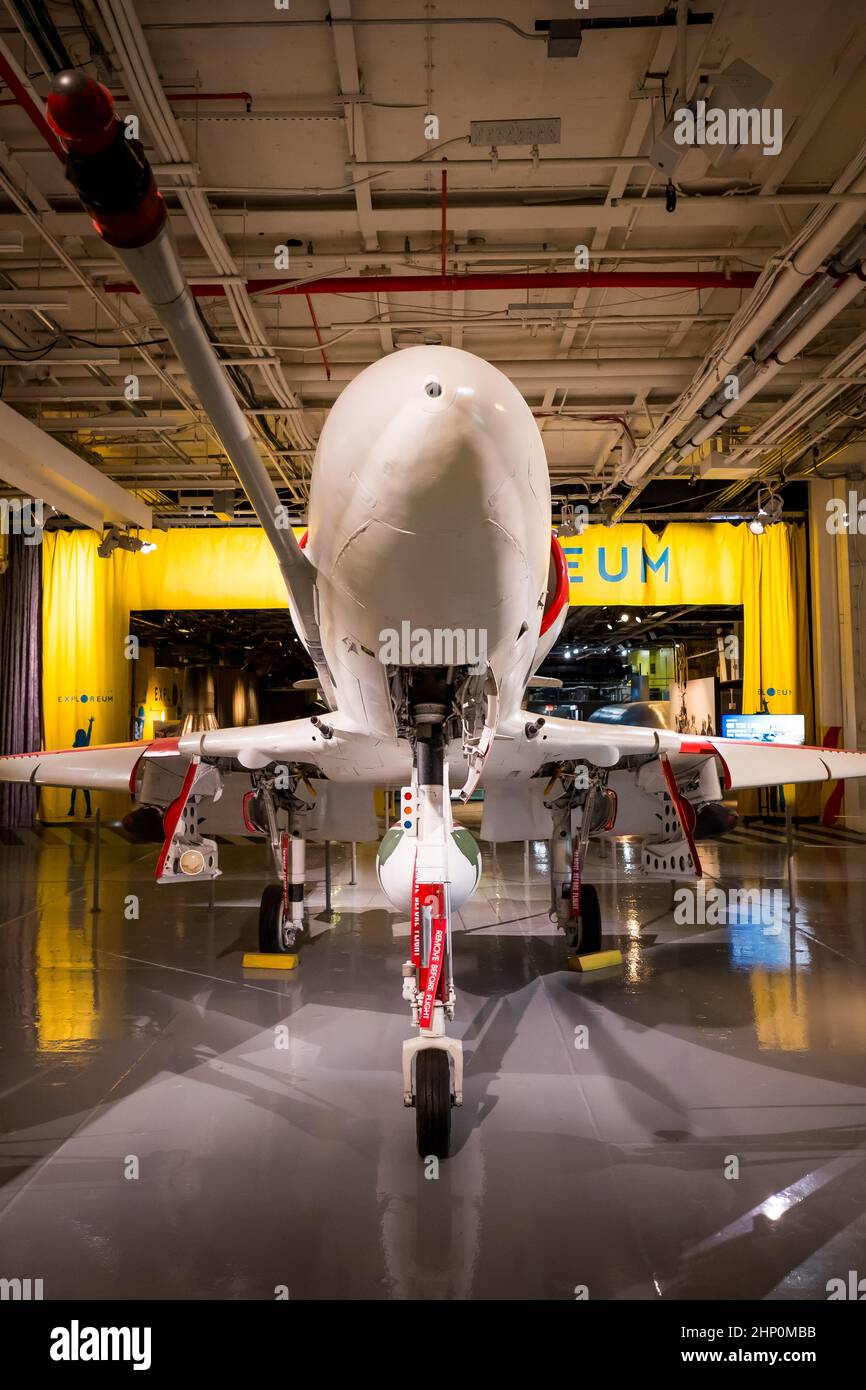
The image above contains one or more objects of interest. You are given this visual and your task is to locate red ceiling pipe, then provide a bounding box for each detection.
[304,292,331,380]
[0,53,65,159]
[104,270,760,296]
[440,168,447,280]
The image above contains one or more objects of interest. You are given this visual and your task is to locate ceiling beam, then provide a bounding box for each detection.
[0,402,152,529]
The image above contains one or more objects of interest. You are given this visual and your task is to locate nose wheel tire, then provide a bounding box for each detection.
[415,1048,452,1159]
[259,884,296,953]
[568,882,602,954]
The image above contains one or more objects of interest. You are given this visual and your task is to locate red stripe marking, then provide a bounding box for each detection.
[540,532,569,637]
[2,735,181,762]
[660,753,702,878]
[677,738,732,788]
[410,853,420,967]
[3,741,141,759]
[146,737,181,754]
[242,789,259,833]
[155,760,198,880]
[681,736,866,758]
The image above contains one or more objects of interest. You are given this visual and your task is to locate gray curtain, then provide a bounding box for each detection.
[0,534,41,826]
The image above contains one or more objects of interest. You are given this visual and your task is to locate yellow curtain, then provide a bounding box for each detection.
[40,528,290,818]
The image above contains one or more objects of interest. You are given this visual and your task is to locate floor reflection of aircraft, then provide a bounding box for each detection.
[4,70,866,1159]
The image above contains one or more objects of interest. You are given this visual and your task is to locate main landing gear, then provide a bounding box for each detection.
[259,883,297,953]
[548,769,614,958]
[247,775,308,954]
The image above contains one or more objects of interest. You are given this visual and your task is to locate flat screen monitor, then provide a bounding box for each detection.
[721,713,806,745]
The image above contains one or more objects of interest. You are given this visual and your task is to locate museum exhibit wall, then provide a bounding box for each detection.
[34,521,814,821]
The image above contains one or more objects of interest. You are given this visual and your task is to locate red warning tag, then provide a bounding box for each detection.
[419,919,447,1031]
[570,841,582,917]
[415,881,443,972]
[281,832,289,916]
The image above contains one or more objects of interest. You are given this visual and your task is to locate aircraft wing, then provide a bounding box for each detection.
[0,713,409,794]
[508,716,866,790]
[0,737,180,793]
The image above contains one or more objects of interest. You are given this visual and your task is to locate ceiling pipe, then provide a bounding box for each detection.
[673,277,866,461]
[304,293,331,380]
[611,192,866,207]
[6,247,777,275]
[674,0,689,109]
[1,90,254,110]
[666,228,866,466]
[103,269,760,296]
[708,330,866,497]
[120,90,253,108]
[610,168,866,509]
[349,156,654,170]
[21,356,820,389]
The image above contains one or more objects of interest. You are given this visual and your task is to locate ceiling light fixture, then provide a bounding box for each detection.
[97,528,157,558]
[749,486,784,536]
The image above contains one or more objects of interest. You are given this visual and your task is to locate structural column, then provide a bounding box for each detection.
[807,478,861,814]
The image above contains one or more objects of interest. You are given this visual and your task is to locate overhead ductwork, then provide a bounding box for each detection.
[609,153,866,508]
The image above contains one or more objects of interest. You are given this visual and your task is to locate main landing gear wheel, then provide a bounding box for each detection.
[569,883,602,955]
[415,1048,452,1159]
[259,884,295,953]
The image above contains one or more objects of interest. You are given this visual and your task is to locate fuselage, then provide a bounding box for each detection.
[301,346,561,741]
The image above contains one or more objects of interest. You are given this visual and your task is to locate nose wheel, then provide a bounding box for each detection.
[259,884,298,953]
[415,1047,452,1159]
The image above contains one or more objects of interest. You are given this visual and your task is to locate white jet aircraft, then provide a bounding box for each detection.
[3,71,866,1157]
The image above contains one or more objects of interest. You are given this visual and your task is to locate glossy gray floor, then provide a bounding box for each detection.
[2,814,866,1301]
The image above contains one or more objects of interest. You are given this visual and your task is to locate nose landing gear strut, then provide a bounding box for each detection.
[399,703,463,1159]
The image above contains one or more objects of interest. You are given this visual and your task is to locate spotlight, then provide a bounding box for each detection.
[97,528,157,558]
[749,487,784,536]
[557,502,578,537]
[619,612,628,622]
